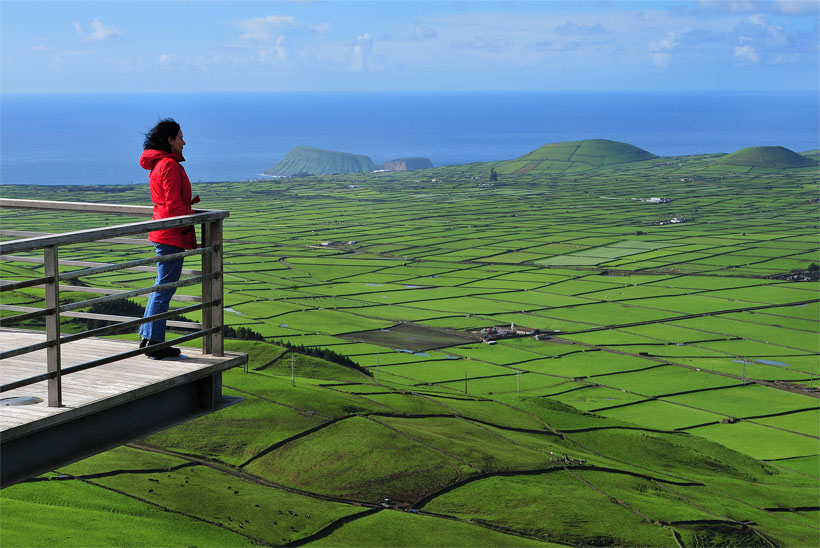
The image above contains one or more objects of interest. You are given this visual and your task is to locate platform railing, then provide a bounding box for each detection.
[0,198,228,407]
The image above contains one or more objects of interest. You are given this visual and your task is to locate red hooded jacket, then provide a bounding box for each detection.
[139,149,197,249]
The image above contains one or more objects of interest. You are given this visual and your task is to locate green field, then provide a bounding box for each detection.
[1,139,818,546]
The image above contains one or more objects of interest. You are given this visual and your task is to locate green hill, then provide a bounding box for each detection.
[265,146,376,176]
[495,139,656,175]
[714,146,818,169]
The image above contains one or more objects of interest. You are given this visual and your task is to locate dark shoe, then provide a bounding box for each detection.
[140,338,181,359]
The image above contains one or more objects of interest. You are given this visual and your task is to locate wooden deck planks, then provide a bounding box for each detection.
[0,329,243,435]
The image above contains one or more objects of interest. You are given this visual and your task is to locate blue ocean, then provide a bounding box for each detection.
[1,91,818,186]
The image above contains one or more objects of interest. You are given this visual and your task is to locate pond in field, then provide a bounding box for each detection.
[340,323,480,352]
[733,359,791,367]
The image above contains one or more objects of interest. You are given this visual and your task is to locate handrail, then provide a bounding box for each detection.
[0,248,209,292]
[0,198,154,215]
[0,210,227,254]
[0,198,228,407]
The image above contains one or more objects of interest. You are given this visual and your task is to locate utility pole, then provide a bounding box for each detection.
[291,354,295,387]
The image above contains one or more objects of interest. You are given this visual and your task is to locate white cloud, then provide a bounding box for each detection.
[649,32,678,66]
[734,44,760,62]
[697,0,765,12]
[89,19,121,41]
[730,12,800,63]
[73,18,121,42]
[237,15,296,41]
[770,0,819,14]
[649,52,671,67]
[412,25,437,41]
[534,37,613,53]
[772,52,801,63]
[697,0,818,15]
[353,33,373,71]
[51,49,96,69]
[744,14,788,46]
[554,20,606,36]
[450,35,512,52]
[651,33,679,52]
[159,54,177,66]
[231,14,330,66]
[748,13,767,25]
[276,36,288,61]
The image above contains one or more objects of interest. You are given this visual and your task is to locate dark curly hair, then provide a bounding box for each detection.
[143,118,181,152]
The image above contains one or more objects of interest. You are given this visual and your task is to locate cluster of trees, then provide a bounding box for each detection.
[792,262,820,281]
[772,262,819,281]
[272,339,372,377]
[222,325,265,341]
[84,299,145,334]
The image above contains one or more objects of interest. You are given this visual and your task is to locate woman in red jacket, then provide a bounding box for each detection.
[138,119,198,359]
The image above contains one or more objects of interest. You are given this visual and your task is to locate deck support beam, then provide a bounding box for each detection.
[0,369,237,489]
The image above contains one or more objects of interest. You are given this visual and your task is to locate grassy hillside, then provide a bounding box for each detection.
[265,146,376,176]
[714,146,819,169]
[801,149,820,161]
[494,139,656,175]
[4,356,816,547]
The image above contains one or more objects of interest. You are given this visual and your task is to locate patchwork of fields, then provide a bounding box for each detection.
[1,146,818,546]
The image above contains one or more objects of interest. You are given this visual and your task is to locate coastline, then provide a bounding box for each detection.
[1,91,818,186]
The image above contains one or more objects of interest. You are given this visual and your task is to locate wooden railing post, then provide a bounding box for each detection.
[201,223,213,355]
[210,219,224,357]
[44,245,62,407]
[200,218,224,357]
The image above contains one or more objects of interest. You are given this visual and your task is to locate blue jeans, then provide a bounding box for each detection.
[139,243,184,342]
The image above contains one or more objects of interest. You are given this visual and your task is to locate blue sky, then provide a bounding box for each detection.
[2,0,818,93]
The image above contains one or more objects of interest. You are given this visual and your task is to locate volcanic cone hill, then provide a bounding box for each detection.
[265,146,377,176]
[495,139,657,175]
[714,146,819,169]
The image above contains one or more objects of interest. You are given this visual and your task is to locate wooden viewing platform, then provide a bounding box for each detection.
[0,199,248,487]
[0,329,245,482]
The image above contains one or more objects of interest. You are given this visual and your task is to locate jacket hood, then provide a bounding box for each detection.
[140,149,185,170]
